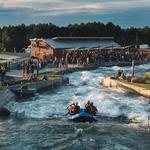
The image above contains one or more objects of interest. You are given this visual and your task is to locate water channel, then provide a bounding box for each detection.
[0,64,150,150]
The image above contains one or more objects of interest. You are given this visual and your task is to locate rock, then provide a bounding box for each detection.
[131,77,145,83]
[62,77,69,84]
[110,76,116,79]
[0,107,10,116]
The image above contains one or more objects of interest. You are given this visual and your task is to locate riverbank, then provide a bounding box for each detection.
[102,77,150,99]
[0,75,69,114]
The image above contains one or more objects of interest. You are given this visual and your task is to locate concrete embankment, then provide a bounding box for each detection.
[29,76,69,92]
[0,76,69,111]
[9,76,69,92]
[102,77,150,99]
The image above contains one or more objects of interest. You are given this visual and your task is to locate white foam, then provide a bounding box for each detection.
[7,64,150,127]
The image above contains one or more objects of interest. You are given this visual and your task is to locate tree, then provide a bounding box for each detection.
[1,22,150,51]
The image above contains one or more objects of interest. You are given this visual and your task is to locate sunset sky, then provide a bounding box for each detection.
[0,0,150,27]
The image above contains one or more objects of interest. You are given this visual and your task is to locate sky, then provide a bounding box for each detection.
[0,0,150,28]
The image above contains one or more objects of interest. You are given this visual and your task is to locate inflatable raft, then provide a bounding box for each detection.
[68,109,97,122]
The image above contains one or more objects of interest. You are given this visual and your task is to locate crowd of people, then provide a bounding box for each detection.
[116,70,126,80]
[21,58,41,80]
[52,58,66,68]
[39,48,149,69]
[65,49,149,66]
[67,101,98,116]
[15,48,149,77]
[1,47,149,83]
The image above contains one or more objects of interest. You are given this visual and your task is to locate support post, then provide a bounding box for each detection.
[148,101,150,132]
[6,84,9,99]
[20,82,23,97]
[65,53,68,69]
[132,60,135,77]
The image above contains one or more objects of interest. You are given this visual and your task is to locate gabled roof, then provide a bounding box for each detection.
[45,37,119,49]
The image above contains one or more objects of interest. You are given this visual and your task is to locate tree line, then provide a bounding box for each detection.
[0,22,150,52]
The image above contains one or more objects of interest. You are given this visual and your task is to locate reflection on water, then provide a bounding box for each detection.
[0,63,150,149]
[0,118,150,150]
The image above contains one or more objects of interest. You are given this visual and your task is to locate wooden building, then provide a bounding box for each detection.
[30,37,119,62]
[30,38,54,61]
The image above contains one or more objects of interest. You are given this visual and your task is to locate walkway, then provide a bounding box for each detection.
[6,64,80,78]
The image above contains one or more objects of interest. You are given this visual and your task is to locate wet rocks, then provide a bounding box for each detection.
[0,107,10,116]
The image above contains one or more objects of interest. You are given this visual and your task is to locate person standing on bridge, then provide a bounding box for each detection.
[1,66,6,84]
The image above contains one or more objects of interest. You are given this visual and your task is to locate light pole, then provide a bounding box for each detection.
[131,60,135,77]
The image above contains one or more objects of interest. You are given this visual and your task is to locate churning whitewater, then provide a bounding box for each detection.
[8,64,150,127]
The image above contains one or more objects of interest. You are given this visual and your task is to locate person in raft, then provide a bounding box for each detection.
[85,101,98,116]
[67,102,80,115]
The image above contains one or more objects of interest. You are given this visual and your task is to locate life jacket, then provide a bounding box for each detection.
[67,104,76,115]
[74,105,80,114]
[90,106,97,116]
[85,104,91,113]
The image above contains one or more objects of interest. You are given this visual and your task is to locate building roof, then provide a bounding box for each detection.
[52,37,114,40]
[45,37,119,49]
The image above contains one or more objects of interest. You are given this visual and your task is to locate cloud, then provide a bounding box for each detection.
[30,0,150,17]
[0,0,105,16]
[1,0,150,15]
[30,1,104,16]
[103,0,150,10]
[0,0,150,27]
[33,3,105,16]
[0,0,25,8]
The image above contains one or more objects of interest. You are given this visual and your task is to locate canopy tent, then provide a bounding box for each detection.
[0,54,20,62]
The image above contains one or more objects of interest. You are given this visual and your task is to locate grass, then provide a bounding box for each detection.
[48,68,65,73]
[37,75,61,80]
[118,79,150,90]
[143,72,150,79]
[39,68,65,76]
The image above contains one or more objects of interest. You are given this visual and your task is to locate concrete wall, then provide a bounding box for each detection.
[0,89,16,108]
[25,76,69,92]
[102,77,150,99]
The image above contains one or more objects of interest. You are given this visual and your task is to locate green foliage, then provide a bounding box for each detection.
[0,22,150,51]
[119,79,150,90]
[0,43,5,52]
[38,75,61,80]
